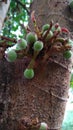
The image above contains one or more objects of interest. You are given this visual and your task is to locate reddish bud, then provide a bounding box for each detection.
[61,27,69,33]
[31,11,36,23]
[55,23,59,29]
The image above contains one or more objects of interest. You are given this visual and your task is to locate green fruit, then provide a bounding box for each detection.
[33,41,43,51]
[51,25,61,32]
[24,68,34,79]
[51,26,55,32]
[56,26,61,32]
[17,39,27,49]
[44,31,53,41]
[42,24,50,32]
[26,32,38,44]
[63,50,72,59]
[68,39,73,46]
[47,31,53,39]
[14,44,22,51]
[5,49,17,62]
[39,122,48,130]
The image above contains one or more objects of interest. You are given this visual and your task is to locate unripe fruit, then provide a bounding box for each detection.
[68,39,73,47]
[5,49,17,62]
[47,31,53,39]
[51,26,55,32]
[24,68,34,79]
[44,31,53,41]
[56,26,61,32]
[17,39,27,49]
[33,41,43,51]
[26,32,38,44]
[63,50,72,59]
[39,122,48,130]
[14,44,22,51]
[42,24,50,32]
[51,25,61,32]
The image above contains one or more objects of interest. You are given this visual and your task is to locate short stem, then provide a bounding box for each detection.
[28,58,35,69]
[28,51,39,69]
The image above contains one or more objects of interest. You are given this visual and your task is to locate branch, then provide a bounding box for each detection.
[15,0,30,15]
[0,36,17,43]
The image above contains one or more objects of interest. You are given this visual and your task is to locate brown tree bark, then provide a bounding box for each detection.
[0,0,73,130]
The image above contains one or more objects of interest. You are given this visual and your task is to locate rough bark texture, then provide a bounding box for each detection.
[0,0,73,130]
[0,0,10,31]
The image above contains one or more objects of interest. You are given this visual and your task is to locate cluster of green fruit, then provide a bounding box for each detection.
[5,31,44,79]
[5,22,73,79]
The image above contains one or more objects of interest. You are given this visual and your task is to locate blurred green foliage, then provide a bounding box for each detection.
[1,0,33,39]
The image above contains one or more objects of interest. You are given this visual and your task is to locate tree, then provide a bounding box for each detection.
[0,0,73,130]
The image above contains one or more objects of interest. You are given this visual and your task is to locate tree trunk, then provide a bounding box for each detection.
[0,0,10,31]
[0,0,73,130]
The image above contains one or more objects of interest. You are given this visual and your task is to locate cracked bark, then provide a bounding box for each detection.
[0,0,73,130]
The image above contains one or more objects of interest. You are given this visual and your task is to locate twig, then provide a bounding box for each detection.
[51,92,68,102]
[15,0,30,15]
[43,20,53,40]
[0,36,17,43]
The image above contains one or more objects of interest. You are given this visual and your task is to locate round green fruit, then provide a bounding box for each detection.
[5,49,17,62]
[17,39,27,49]
[63,50,72,59]
[44,31,53,41]
[56,26,61,32]
[33,41,43,51]
[39,122,48,130]
[26,32,38,44]
[68,39,73,47]
[42,24,50,32]
[14,44,22,51]
[24,68,34,79]
[51,26,55,32]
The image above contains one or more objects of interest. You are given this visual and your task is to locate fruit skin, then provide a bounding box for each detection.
[51,26,55,32]
[14,44,22,51]
[17,39,27,49]
[39,122,48,130]
[63,50,72,59]
[5,49,17,62]
[47,31,53,39]
[68,39,73,47]
[42,24,50,32]
[44,31,53,41]
[24,68,34,79]
[51,25,61,32]
[26,32,38,44]
[33,41,43,51]
[56,26,61,32]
